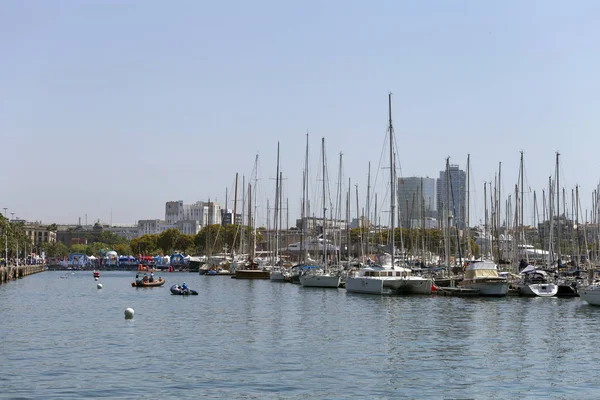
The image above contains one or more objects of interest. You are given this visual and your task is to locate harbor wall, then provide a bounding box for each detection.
[0,265,45,284]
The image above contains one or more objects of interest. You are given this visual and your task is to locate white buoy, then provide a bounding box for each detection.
[94,277,99,281]
[97,283,103,289]
[124,308,134,319]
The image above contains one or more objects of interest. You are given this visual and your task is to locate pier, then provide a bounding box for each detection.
[0,265,46,284]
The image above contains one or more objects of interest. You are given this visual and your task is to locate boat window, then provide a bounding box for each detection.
[388,272,393,277]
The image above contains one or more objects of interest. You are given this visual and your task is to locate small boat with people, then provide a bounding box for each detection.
[170,284,198,295]
[131,274,165,288]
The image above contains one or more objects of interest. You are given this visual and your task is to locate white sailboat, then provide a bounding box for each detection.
[345,93,432,295]
[579,282,600,306]
[300,137,341,288]
[514,153,557,297]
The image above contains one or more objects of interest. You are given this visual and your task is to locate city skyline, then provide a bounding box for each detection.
[3,1,600,227]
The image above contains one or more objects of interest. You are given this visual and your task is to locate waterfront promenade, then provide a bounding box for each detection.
[0,265,45,284]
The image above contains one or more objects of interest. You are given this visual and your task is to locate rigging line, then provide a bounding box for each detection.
[367,125,392,215]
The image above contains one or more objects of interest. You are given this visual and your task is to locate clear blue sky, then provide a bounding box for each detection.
[2,0,600,227]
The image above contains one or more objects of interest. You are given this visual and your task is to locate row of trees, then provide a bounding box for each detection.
[1,214,481,262]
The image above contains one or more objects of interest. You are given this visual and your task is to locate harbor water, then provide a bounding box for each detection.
[1,271,599,399]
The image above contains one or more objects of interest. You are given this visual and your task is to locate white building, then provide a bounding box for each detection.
[165,200,221,227]
[176,220,201,235]
[137,219,174,236]
[105,224,139,241]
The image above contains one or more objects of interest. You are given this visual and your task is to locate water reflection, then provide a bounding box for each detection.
[1,272,600,398]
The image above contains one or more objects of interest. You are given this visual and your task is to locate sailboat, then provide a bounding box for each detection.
[515,152,558,297]
[345,93,432,295]
[579,279,600,306]
[234,154,271,279]
[270,142,288,282]
[299,137,341,288]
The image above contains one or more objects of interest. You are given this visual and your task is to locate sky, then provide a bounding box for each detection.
[2,0,600,228]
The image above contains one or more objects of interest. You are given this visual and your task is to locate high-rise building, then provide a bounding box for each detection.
[397,177,436,228]
[165,200,221,227]
[436,165,467,229]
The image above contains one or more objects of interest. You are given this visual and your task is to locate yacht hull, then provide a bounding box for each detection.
[580,286,600,305]
[518,283,558,297]
[270,270,287,281]
[300,274,340,288]
[388,278,433,295]
[461,281,508,297]
[345,277,385,294]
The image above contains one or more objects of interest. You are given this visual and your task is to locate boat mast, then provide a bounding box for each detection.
[300,133,309,264]
[466,154,471,258]
[498,162,502,241]
[231,172,238,260]
[444,158,451,272]
[556,152,561,265]
[366,161,371,259]
[274,142,280,264]
[347,178,351,262]
[548,176,554,266]
[321,137,327,268]
[253,158,258,262]
[280,171,283,263]
[484,182,488,259]
[388,93,396,269]
[336,152,343,265]
[239,175,245,255]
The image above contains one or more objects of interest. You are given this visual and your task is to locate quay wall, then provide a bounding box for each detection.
[0,265,45,284]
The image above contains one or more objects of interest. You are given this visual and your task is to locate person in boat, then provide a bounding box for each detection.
[149,272,154,283]
[182,282,188,291]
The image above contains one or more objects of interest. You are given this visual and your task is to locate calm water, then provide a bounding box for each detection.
[1,271,600,399]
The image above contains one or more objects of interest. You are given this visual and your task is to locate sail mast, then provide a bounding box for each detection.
[388,93,396,269]
[466,154,471,258]
[300,133,309,264]
[321,137,327,267]
[274,142,280,264]
[556,152,561,265]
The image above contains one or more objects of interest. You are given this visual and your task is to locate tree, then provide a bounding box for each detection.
[130,234,159,255]
[158,228,181,254]
[46,242,69,258]
[114,243,131,256]
[87,242,110,256]
[195,224,244,254]
[46,223,58,232]
[175,234,195,254]
[70,244,87,254]
[98,231,128,246]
